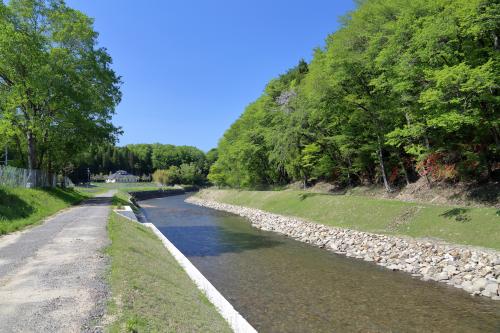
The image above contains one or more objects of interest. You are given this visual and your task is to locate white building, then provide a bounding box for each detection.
[106,170,139,183]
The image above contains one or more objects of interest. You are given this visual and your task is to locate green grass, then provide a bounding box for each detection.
[77,181,196,193]
[197,189,500,250]
[106,213,231,333]
[0,186,88,235]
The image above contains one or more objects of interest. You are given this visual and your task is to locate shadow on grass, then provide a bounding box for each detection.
[298,192,336,201]
[112,196,130,208]
[0,188,34,220]
[465,183,499,205]
[40,187,86,205]
[440,208,471,223]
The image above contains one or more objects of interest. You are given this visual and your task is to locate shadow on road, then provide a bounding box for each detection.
[83,197,113,206]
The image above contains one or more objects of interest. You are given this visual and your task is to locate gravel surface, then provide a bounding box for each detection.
[0,191,115,333]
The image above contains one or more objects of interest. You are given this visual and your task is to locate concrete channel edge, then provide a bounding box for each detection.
[113,207,258,333]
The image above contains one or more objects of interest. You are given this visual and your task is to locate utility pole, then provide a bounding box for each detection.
[3,146,7,166]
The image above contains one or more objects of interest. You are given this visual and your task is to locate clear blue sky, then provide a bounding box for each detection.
[66,0,355,151]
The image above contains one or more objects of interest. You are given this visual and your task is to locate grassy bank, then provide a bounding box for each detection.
[105,213,231,332]
[0,186,88,235]
[76,182,163,195]
[197,189,500,250]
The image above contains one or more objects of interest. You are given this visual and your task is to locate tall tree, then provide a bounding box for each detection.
[0,0,121,180]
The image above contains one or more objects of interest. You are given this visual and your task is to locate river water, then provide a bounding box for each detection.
[140,195,500,332]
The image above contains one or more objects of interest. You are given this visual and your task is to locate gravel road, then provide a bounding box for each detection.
[0,191,115,333]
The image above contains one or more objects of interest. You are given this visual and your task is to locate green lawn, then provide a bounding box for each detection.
[76,182,163,194]
[0,186,88,235]
[106,213,231,333]
[197,189,500,250]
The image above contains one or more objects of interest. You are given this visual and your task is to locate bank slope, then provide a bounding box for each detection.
[196,189,500,250]
[0,186,88,235]
[106,213,231,332]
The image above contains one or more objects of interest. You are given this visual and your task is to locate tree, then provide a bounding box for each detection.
[208,0,499,189]
[0,0,121,181]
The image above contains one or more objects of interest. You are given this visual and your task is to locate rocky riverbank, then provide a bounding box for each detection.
[186,196,500,300]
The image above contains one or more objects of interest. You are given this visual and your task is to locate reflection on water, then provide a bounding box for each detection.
[141,195,500,333]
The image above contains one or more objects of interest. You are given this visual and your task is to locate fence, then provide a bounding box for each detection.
[0,165,74,188]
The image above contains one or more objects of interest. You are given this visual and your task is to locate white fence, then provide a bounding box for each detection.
[0,165,74,188]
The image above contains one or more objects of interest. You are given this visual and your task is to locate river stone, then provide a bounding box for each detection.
[444,265,458,275]
[186,196,500,301]
[483,283,499,296]
[461,281,474,293]
[472,278,488,291]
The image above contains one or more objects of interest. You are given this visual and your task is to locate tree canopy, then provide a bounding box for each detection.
[71,143,213,185]
[209,0,499,189]
[0,0,121,177]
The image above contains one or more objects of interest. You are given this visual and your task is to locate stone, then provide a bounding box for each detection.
[444,265,458,275]
[388,264,400,271]
[461,281,474,293]
[484,283,498,296]
[463,274,473,281]
[186,196,500,301]
[472,278,488,291]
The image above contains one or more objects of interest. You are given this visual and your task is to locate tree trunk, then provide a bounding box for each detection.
[424,135,430,150]
[400,159,411,186]
[347,156,353,186]
[377,136,391,192]
[491,126,500,148]
[27,131,36,187]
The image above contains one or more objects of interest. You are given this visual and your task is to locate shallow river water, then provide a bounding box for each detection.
[140,195,500,333]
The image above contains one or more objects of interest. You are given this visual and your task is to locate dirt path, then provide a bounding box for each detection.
[0,191,115,333]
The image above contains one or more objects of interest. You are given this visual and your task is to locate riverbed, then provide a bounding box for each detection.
[140,195,500,332]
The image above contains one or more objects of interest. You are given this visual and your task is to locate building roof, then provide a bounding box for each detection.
[107,170,138,179]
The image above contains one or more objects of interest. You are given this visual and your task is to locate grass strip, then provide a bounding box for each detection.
[197,189,500,250]
[105,213,231,333]
[0,186,88,235]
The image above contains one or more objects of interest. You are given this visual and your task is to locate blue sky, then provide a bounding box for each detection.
[66,0,355,151]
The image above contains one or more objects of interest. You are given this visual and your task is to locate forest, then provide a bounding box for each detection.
[208,0,499,191]
[72,144,217,184]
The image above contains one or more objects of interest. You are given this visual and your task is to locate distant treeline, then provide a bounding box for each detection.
[72,144,218,184]
[209,0,499,190]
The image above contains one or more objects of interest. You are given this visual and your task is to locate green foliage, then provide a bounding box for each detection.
[71,143,213,184]
[0,0,121,174]
[209,0,500,189]
[152,162,204,186]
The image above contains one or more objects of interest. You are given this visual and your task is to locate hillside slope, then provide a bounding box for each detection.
[197,189,500,250]
[0,186,87,235]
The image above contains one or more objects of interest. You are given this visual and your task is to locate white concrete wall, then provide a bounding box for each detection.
[115,206,257,333]
[144,223,257,333]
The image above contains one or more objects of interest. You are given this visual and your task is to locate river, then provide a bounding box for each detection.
[140,194,500,332]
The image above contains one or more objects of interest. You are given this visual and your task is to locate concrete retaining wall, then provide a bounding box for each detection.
[115,206,257,333]
[128,189,186,201]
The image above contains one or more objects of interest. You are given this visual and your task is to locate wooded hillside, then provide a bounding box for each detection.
[209,0,499,190]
